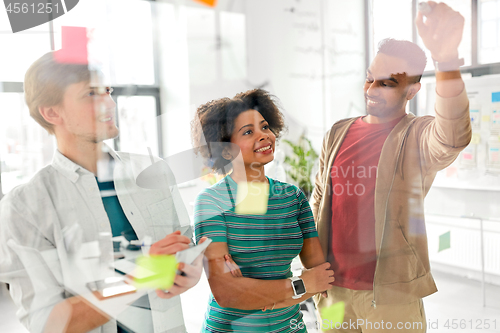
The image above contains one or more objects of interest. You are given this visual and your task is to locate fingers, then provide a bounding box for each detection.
[172,272,194,289]
[192,253,204,267]
[320,262,331,269]
[149,231,191,255]
[198,237,208,244]
[224,254,242,277]
[178,261,203,282]
[155,261,204,299]
[415,11,427,36]
[426,1,437,10]
[156,289,174,299]
[156,284,187,298]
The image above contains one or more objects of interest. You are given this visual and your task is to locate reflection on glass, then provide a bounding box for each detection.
[371,0,413,58]
[186,7,217,85]
[115,96,158,156]
[0,14,51,82]
[417,0,472,70]
[479,0,500,64]
[52,0,155,86]
[220,12,247,80]
[0,93,54,194]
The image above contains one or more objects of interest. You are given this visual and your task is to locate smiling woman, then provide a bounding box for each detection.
[190,89,335,333]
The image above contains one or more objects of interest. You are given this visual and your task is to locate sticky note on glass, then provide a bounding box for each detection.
[471,133,481,145]
[235,182,269,215]
[320,301,345,326]
[438,231,451,252]
[194,0,218,7]
[54,26,89,65]
[132,255,178,290]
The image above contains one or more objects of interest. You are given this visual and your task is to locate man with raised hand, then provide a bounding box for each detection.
[311,2,471,332]
[0,51,204,333]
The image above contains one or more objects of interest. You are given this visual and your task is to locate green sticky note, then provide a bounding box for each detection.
[133,255,178,290]
[320,301,345,327]
[235,182,269,215]
[438,231,451,252]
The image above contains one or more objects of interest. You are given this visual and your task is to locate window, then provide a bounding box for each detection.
[370,0,413,59]
[416,0,472,71]
[0,0,161,196]
[370,0,500,76]
[115,95,159,155]
[52,0,156,86]
[186,7,217,85]
[0,93,54,194]
[479,0,500,64]
[0,10,52,82]
[220,12,247,80]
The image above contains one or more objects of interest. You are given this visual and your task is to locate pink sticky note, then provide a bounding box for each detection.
[54,26,88,65]
[463,153,473,160]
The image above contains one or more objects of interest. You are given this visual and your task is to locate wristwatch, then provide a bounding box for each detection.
[433,57,464,72]
[289,276,307,299]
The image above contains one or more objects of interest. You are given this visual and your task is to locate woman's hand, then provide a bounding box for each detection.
[299,262,334,295]
[224,254,243,277]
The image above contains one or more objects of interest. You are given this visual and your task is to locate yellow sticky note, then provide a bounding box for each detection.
[482,115,490,122]
[132,255,178,290]
[235,182,269,215]
[471,133,481,145]
[320,301,345,327]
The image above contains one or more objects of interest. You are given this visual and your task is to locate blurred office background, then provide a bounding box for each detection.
[1,0,499,332]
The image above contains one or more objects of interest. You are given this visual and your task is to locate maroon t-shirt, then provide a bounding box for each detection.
[329,116,402,290]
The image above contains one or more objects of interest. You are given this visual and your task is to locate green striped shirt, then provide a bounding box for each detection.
[194,175,318,333]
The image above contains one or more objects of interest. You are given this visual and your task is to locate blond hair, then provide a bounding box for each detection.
[24,52,90,134]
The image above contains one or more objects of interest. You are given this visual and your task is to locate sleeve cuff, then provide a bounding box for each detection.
[435,87,469,120]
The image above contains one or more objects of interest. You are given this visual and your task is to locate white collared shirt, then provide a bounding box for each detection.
[0,149,192,333]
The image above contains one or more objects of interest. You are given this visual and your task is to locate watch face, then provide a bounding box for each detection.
[293,279,306,295]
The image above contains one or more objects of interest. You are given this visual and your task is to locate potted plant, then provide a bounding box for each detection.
[283,134,318,199]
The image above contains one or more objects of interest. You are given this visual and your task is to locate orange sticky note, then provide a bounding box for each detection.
[193,0,217,7]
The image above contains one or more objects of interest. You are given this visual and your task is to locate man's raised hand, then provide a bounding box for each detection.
[416,1,465,63]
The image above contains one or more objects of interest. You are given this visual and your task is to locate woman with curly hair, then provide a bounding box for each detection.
[191,89,334,332]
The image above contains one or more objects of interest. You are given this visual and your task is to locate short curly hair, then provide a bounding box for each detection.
[191,89,286,174]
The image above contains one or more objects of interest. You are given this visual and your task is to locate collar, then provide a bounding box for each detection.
[51,144,122,183]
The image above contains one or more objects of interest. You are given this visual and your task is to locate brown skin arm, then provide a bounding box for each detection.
[205,242,293,309]
[263,237,333,310]
[204,241,333,310]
